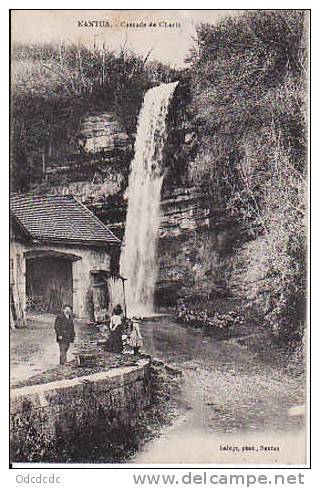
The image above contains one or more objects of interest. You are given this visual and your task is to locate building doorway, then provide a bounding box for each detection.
[26,255,73,314]
[91,270,110,322]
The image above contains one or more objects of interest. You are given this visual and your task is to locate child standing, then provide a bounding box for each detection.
[129,317,143,355]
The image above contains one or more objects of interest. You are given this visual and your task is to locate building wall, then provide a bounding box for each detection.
[10,239,112,319]
[10,239,27,319]
[72,245,111,319]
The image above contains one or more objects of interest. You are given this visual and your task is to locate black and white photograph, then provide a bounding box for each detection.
[9,9,309,466]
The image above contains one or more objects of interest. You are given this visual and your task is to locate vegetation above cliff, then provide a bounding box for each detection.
[11,43,178,191]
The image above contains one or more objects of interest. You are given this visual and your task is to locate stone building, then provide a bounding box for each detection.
[10,194,122,321]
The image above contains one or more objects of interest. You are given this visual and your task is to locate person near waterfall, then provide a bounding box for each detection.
[129,317,143,355]
[109,304,124,353]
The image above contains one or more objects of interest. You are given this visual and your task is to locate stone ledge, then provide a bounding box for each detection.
[11,359,150,414]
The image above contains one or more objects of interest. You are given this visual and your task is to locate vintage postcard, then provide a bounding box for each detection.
[10,9,309,466]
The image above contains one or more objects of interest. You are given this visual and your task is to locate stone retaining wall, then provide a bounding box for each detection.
[10,359,151,462]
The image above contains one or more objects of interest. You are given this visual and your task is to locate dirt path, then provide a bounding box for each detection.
[132,317,306,464]
[10,313,90,385]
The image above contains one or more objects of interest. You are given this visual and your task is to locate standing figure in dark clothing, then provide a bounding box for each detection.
[109,304,124,353]
[54,305,75,365]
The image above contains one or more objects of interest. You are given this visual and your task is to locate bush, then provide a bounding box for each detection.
[174,300,245,332]
[184,10,308,348]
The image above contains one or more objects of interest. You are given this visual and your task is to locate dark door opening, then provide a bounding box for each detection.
[26,257,73,313]
[91,270,110,322]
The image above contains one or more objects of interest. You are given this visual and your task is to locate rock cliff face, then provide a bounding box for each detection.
[156,188,221,306]
[35,107,226,309]
[160,187,210,238]
[78,113,130,154]
[43,111,133,199]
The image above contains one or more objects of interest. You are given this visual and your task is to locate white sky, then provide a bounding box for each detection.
[11,10,241,67]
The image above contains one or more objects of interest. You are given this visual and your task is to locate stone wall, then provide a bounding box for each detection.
[10,359,151,462]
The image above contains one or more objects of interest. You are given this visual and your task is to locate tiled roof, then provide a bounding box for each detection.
[10,194,121,246]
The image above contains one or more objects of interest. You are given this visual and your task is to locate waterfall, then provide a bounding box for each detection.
[113,81,178,317]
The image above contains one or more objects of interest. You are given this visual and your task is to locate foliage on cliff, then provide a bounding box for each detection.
[185,10,308,345]
[11,43,178,191]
